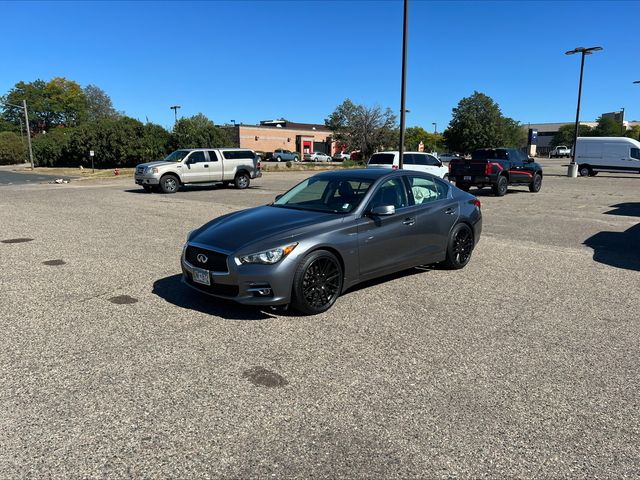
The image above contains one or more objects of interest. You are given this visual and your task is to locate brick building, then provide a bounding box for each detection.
[225,119,336,156]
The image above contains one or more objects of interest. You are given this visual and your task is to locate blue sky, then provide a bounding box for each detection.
[2,0,639,130]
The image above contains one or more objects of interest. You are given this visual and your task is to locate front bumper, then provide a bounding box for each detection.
[135,174,160,185]
[180,242,296,306]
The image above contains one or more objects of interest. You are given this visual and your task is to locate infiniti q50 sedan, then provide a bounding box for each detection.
[181,169,482,315]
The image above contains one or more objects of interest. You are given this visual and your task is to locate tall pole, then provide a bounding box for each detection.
[570,51,585,168]
[23,100,34,170]
[398,0,409,169]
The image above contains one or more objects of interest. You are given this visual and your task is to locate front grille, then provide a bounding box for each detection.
[186,274,239,297]
[185,245,229,273]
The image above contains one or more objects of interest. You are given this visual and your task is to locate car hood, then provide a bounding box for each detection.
[136,160,176,169]
[190,205,344,252]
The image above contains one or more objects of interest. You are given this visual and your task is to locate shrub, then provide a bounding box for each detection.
[0,131,25,164]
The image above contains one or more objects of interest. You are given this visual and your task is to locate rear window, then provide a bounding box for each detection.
[368,153,395,165]
[472,149,508,161]
[222,150,256,160]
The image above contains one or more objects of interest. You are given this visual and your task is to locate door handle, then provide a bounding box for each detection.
[402,217,415,226]
[204,164,209,168]
[444,207,456,215]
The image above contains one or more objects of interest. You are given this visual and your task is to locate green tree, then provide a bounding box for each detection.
[593,115,623,136]
[31,127,74,167]
[1,78,88,132]
[325,99,397,159]
[404,126,445,152]
[0,131,25,165]
[443,91,522,154]
[171,113,230,149]
[625,125,640,141]
[551,124,594,147]
[84,84,119,122]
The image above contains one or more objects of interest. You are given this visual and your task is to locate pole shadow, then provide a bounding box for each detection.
[152,274,275,320]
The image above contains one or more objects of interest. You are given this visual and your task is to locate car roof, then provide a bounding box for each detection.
[313,168,436,181]
[177,147,252,152]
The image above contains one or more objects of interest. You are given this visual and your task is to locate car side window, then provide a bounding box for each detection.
[408,176,447,205]
[207,151,219,162]
[368,178,408,210]
[425,154,440,166]
[631,148,640,160]
[188,151,206,163]
[412,154,428,166]
[403,154,415,165]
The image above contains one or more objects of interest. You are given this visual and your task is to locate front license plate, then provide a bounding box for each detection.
[464,176,472,181]
[192,267,211,286]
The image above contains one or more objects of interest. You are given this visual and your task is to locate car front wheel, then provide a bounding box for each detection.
[529,173,542,192]
[441,223,474,270]
[579,165,591,177]
[160,175,180,194]
[291,250,343,315]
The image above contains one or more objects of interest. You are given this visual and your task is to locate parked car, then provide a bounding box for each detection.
[134,148,261,193]
[574,136,640,176]
[304,151,332,162]
[367,151,449,180]
[333,151,351,161]
[273,149,299,162]
[549,146,571,158]
[181,169,482,314]
[439,152,463,163]
[448,148,543,196]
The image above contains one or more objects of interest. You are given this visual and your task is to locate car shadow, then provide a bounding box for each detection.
[466,188,526,197]
[124,185,264,194]
[604,202,640,218]
[342,265,432,296]
[152,274,275,320]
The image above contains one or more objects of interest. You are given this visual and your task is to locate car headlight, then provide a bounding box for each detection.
[239,243,298,265]
[146,166,159,174]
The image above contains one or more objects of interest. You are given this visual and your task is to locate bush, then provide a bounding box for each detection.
[0,131,26,165]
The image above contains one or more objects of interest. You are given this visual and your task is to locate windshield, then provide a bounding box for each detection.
[273,176,374,213]
[163,150,190,162]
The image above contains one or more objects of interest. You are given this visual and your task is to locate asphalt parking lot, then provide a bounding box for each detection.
[1,160,638,478]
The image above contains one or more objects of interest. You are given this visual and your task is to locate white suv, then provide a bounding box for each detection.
[367,151,449,180]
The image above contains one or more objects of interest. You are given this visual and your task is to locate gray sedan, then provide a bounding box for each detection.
[182,169,482,314]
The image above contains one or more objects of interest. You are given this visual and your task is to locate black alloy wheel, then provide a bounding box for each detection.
[160,175,180,193]
[529,173,542,192]
[292,250,343,315]
[493,175,508,196]
[442,223,474,270]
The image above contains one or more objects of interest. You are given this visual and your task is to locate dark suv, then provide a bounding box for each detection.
[448,148,543,196]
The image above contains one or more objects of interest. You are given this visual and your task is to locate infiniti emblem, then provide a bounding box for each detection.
[196,253,208,264]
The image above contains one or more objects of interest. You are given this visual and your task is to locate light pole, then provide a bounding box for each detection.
[170,105,181,124]
[398,0,409,169]
[432,122,437,134]
[1,100,34,169]
[565,46,603,177]
[620,107,625,135]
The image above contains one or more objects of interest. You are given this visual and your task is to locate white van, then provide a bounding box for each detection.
[575,137,640,176]
[367,151,449,179]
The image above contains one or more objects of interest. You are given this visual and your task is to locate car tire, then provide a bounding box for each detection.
[578,165,591,177]
[457,183,471,192]
[529,173,542,192]
[441,223,474,270]
[291,249,343,315]
[160,174,180,194]
[234,172,250,189]
[276,156,282,162]
[142,185,153,193]
[293,156,299,162]
[492,175,508,196]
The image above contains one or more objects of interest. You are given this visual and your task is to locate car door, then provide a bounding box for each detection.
[207,150,223,181]
[357,177,416,278]
[405,174,459,262]
[181,151,211,183]
[507,149,527,183]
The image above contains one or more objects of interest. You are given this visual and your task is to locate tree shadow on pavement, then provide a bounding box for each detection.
[584,203,640,272]
[152,274,275,320]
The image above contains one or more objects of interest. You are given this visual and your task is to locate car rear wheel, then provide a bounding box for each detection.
[492,175,508,196]
[579,165,592,177]
[234,172,250,189]
[441,223,474,270]
[291,250,343,315]
[529,173,542,192]
[160,174,180,194]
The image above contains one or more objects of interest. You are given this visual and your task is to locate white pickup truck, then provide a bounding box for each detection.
[549,146,571,158]
[134,148,261,193]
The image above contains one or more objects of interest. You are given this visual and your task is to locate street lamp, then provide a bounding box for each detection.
[398,0,409,169]
[170,105,181,124]
[432,122,437,134]
[620,107,625,135]
[565,46,603,177]
[1,100,34,169]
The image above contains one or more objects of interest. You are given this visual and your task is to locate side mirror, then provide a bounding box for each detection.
[369,205,395,216]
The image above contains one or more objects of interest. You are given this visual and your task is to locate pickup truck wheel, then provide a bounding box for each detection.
[442,223,474,270]
[529,173,542,192]
[291,250,343,315]
[160,174,180,194]
[578,165,591,177]
[492,175,508,196]
[234,172,250,189]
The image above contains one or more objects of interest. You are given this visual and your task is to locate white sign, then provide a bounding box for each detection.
[89,150,95,157]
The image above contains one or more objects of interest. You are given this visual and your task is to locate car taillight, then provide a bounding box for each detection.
[485,163,492,175]
[470,198,481,208]
[257,161,261,170]
[392,165,399,170]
